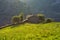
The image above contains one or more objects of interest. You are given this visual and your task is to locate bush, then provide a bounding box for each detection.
[18,12,24,21]
[11,16,21,24]
[37,14,45,22]
[11,13,24,24]
[46,18,53,23]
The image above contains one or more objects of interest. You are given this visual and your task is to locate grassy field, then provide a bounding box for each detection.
[0,22,60,40]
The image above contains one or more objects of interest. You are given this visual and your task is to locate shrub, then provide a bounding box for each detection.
[46,18,53,23]
[11,12,24,24]
[18,12,24,21]
[37,14,45,22]
[11,16,21,24]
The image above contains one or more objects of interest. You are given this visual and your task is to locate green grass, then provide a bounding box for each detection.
[0,22,60,40]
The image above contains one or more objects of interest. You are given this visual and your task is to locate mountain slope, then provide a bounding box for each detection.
[0,22,60,40]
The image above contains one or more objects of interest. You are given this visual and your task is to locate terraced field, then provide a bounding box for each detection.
[0,22,60,40]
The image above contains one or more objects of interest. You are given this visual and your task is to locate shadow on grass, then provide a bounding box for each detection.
[0,23,24,29]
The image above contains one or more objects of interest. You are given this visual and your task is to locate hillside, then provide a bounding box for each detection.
[0,22,60,40]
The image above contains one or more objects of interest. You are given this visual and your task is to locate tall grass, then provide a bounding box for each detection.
[0,22,60,40]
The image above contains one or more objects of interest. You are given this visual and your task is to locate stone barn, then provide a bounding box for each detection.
[25,15,41,23]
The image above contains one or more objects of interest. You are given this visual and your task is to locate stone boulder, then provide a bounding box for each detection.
[26,15,40,23]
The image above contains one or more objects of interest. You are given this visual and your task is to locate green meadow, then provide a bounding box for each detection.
[0,22,60,40]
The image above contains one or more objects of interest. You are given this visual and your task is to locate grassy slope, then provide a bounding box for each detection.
[0,22,60,40]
